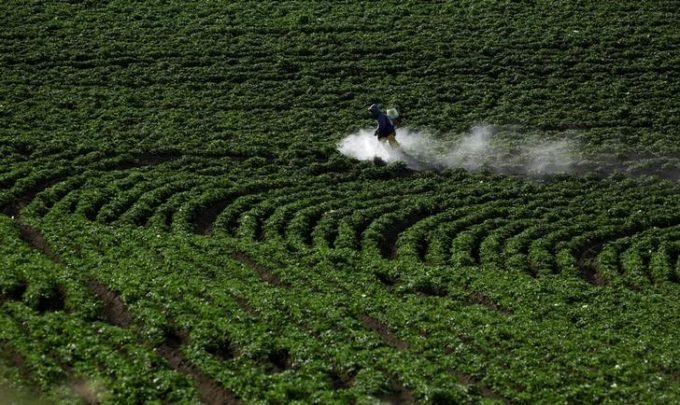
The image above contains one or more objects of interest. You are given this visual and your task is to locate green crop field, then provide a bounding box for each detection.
[1,1,679,403]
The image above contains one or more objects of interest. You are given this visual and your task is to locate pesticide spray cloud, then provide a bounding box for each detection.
[338,125,579,177]
[338,126,680,181]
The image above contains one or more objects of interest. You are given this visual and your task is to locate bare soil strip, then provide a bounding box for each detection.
[1,154,182,219]
[191,184,272,236]
[193,199,231,235]
[1,177,67,218]
[7,201,237,403]
[577,244,608,286]
[17,223,62,264]
[379,213,430,260]
[157,334,241,405]
[232,251,286,287]
[358,314,409,350]
[87,281,132,328]
[84,285,240,405]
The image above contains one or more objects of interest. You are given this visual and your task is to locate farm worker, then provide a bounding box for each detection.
[368,104,400,149]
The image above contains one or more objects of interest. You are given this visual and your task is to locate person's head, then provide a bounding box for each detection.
[368,103,381,118]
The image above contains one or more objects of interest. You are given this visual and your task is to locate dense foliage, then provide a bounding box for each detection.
[1,1,679,403]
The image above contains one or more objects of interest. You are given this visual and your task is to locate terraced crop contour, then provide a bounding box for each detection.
[1,1,679,404]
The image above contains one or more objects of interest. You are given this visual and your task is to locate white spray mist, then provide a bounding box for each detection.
[338,125,578,176]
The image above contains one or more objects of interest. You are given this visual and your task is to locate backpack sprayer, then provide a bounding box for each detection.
[386,107,400,128]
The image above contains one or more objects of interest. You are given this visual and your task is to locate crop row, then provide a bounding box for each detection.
[4,151,678,402]
[3,152,677,295]
[18,194,675,403]
[3,1,680,158]
[6,211,527,403]
[2,0,680,402]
